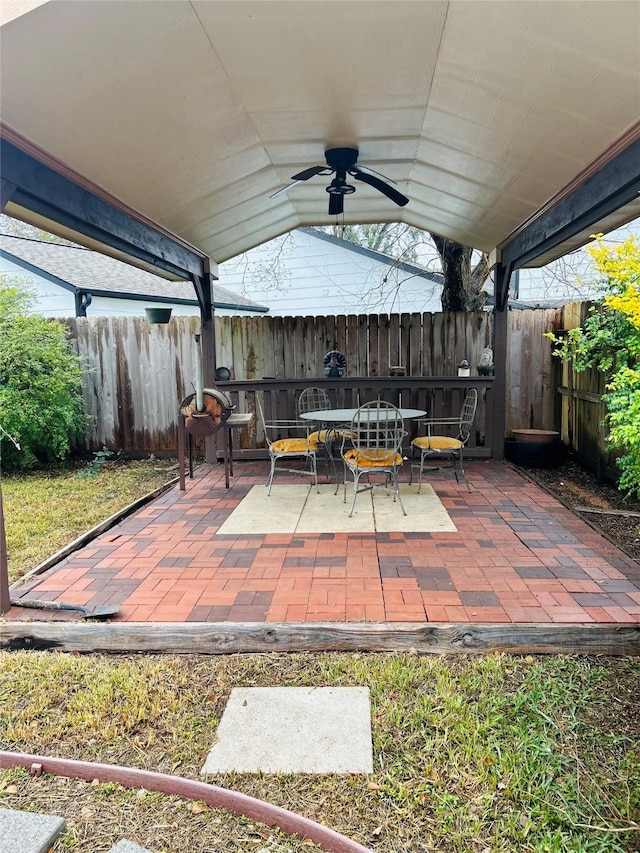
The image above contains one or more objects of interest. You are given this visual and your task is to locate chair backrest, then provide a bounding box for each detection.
[458,389,478,444]
[350,400,405,458]
[256,396,268,434]
[256,396,277,447]
[298,386,331,417]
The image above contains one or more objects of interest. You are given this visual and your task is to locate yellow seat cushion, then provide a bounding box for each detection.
[271,438,313,453]
[307,429,330,448]
[412,436,462,451]
[308,428,355,449]
[343,448,403,468]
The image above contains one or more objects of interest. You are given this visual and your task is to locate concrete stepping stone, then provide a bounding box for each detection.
[109,841,153,853]
[0,807,65,853]
[201,686,373,774]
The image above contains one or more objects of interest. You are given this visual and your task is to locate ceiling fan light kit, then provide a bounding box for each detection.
[271,147,409,215]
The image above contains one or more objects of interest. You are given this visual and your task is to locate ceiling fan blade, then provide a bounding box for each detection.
[270,165,333,199]
[350,164,398,185]
[328,193,343,216]
[291,165,331,181]
[353,171,409,206]
[269,180,302,199]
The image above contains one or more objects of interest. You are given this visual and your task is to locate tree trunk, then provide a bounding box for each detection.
[433,237,468,311]
[432,236,490,312]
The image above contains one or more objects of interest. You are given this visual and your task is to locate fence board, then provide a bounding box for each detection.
[356,314,368,378]
[336,315,347,366]
[368,314,380,377]
[346,314,358,380]
[217,316,234,378]
[409,313,422,376]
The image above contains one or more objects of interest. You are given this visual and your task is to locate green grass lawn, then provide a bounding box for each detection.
[1,651,638,852]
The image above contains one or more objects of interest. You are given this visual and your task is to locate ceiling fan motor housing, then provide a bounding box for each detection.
[324,147,359,171]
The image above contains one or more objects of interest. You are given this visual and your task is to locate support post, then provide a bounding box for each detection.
[192,269,217,464]
[1,178,17,211]
[0,488,11,615]
[491,261,512,459]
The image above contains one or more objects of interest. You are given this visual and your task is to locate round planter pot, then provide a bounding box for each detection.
[505,438,565,468]
[512,428,559,444]
[145,307,172,324]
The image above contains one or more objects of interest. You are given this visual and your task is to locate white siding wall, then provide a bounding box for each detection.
[219,230,443,316]
[0,254,76,316]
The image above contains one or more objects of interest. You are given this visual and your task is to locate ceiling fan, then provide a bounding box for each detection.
[270,147,409,215]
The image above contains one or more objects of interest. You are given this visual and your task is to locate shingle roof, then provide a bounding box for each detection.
[0,233,267,311]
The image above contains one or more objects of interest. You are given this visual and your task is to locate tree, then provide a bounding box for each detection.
[546,235,640,498]
[0,276,87,470]
[320,223,490,311]
[431,236,490,311]
[0,212,71,244]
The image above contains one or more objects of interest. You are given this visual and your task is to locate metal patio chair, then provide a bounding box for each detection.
[410,388,478,492]
[297,386,332,443]
[341,400,406,517]
[257,397,318,495]
[297,386,353,485]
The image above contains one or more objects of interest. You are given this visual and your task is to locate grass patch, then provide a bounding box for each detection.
[2,457,177,584]
[1,651,638,852]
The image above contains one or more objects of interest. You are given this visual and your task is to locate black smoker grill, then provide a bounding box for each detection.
[178,336,252,489]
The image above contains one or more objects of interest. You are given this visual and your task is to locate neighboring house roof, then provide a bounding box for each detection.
[219,227,446,316]
[0,233,268,313]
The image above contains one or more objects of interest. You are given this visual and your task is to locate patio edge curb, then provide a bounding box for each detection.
[1,621,638,656]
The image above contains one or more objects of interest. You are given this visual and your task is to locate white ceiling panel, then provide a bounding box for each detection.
[1,0,638,265]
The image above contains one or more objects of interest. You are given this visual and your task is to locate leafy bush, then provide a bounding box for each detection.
[546,235,640,498]
[0,276,87,470]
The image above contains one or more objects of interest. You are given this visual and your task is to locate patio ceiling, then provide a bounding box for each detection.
[1,0,639,274]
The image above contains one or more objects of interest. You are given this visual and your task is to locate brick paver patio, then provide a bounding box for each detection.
[7,460,640,625]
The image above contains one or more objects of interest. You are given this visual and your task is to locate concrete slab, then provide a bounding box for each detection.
[373,483,457,532]
[0,808,65,853]
[297,484,375,532]
[216,484,306,534]
[216,483,455,535]
[200,687,373,774]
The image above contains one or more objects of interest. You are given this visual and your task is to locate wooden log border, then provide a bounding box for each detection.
[1,621,639,656]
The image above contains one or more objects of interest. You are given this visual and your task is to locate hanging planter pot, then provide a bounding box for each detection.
[145,307,172,324]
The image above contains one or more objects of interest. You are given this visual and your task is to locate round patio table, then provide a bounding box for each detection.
[300,406,427,492]
[300,407,426,423]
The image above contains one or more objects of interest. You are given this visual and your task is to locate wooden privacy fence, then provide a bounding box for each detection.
[556,302,618,482]
[215,311,494,380]
[67,308,564,458]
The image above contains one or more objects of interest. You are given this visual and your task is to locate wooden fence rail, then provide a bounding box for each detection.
[219,377,494,459]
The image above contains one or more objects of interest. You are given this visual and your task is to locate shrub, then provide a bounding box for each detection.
[0,277,87,470]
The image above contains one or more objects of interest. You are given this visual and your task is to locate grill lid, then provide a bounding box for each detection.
[180,387,234,437]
